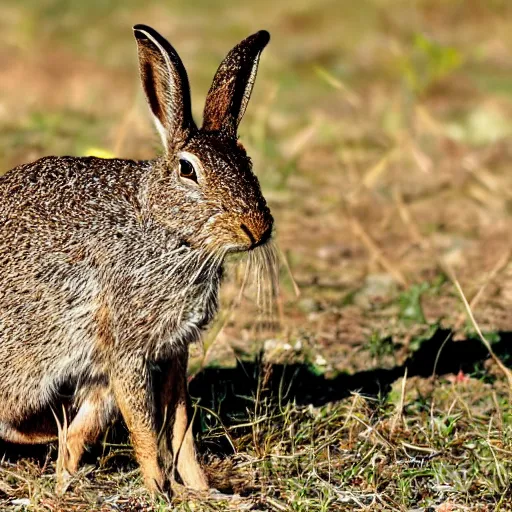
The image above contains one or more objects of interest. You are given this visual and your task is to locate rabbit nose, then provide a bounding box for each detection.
[240,222,272,249]
[240,223,256,245]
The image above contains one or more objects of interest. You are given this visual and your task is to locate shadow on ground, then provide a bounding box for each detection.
[188,328,512,457]
[190,328,512,408]
[1,329,510,463]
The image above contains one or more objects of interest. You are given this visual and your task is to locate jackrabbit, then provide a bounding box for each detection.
[0,24,273,494]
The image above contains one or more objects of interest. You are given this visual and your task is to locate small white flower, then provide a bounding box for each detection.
[11,499,31,506]
[314,354,327,366]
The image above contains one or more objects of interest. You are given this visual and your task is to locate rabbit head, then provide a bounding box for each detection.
[134,25,273,254]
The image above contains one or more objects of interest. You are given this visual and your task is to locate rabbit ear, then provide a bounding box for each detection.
[202,30,270,137]
[134,25,196,154]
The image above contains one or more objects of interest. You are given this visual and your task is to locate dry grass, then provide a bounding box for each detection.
[1,0,512,509]
[1,370,511,511]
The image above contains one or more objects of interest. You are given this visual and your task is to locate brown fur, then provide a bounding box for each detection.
[95,296,115,349]
[0,24,272,496]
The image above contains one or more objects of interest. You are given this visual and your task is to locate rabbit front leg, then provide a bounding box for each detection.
[157,351,208,491]
[111,360,167,494]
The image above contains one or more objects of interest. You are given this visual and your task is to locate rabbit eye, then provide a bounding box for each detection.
[179,158,197,182]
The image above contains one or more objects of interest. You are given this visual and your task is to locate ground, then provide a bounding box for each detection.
[0,0,512,510]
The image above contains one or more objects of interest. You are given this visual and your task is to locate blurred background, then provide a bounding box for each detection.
[1,0,512,373]
[1,1,512,509]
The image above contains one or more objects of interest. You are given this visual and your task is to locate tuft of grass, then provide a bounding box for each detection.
[189,368,512,511]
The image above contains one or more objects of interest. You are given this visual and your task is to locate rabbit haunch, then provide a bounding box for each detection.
[0,24,273,494]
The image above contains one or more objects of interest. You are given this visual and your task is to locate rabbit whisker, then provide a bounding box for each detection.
[236,253,251,307]
[251,241,279,325]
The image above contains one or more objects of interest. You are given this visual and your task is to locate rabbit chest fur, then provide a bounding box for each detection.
[0,155,220,420]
